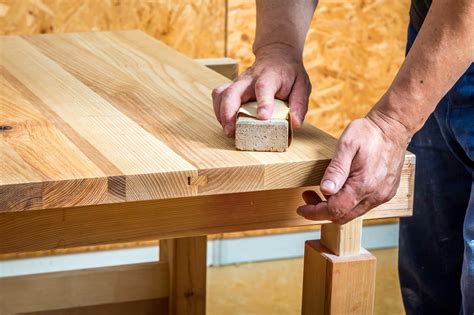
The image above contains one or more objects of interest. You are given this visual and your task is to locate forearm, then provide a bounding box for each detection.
[253,0,317,59]
[369,0,474,140]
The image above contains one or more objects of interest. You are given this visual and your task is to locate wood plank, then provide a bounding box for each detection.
[24,298,168,315]
[0,186,412,255]
[302,240,376,315]
[196,58,239,80]
[320,217,362,256]
[0,262,169,315]
[0,218,399,261]
[160,237,207,315]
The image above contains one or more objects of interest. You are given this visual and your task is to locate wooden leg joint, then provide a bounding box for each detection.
[302,240,376,315]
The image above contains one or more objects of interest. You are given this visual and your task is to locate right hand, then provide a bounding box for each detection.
[212,45,312,137]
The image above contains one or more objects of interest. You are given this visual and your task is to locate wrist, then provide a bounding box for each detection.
[253,42,303,62]
[367,84,432,143]
[366,105,413,148]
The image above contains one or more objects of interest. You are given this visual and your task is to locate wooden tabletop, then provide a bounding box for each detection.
[0,30,345,212]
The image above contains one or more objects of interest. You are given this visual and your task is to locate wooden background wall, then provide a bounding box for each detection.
[0,0,410,136]
[0,0,226,58]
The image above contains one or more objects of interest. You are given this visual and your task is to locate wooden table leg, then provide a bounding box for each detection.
[160,236,207,315]
[302,218,376,315]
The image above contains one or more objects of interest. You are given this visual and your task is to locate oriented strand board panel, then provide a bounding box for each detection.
[0,0,225,58]
[227,0,410,136]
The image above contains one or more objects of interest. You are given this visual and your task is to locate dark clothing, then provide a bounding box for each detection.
[410,0,432,31]
[398,25,474,315]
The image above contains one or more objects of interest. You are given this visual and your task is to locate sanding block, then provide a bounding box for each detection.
[235,100,292,152]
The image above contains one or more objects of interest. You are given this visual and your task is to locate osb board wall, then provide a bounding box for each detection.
[227,0,410,136]
[0,0,225,58]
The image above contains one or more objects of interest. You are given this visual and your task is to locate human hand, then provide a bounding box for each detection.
[297,109,411,224]
[212,45,312,137]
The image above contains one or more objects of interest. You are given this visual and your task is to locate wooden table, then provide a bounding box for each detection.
[0,31,415,314]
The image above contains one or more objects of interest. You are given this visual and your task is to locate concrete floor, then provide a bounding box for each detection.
[207,248,404,315]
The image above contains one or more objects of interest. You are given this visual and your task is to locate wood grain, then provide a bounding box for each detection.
[321,217,362,256]
[0,262,169,314]
[0,186,412,255]
[0,31,349,212]
[0,0,225,59]
[160,237,207,315]
[25,298,168,315]
[302,240,376,314]
[196,58,239,80]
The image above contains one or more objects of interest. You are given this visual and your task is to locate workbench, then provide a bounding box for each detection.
[0,31,415,314]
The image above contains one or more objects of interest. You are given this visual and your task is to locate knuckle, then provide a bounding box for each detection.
[327,205,346,221]
[387,188,397,200]
[255,80,269,91]
[339,138,354,150]
[334,217,350,225]
[374,190,392,204]
[222,86,237,99]
[212,88,219,98]
[221,110,234,122]
[362,179,377,195]
[327,159,348,177]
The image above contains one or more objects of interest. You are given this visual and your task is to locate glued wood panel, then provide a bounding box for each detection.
[0,31,346,212]
[227,0,410,136]
[0,0,225,58]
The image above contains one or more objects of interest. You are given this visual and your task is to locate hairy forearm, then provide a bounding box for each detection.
[253,0,317,59]
[370,0,474,139]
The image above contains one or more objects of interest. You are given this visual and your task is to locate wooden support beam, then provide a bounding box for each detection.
[302,240,376,315]
[28,298,169,315]
[160,236,207,315]
[0,262,169,315]
[195,57,239,80]
[0,186,412,255]
[320,217,363,256]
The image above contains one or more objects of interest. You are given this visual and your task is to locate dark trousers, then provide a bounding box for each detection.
[399,25,474,314]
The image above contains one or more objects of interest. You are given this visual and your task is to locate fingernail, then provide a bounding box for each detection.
[321,180,336,192]
[224,124,233,136]
[294,113,303,127]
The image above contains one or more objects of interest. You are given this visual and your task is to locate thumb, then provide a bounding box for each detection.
[321,140,357,195]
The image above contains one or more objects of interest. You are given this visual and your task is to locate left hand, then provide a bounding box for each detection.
[297,109,411,224]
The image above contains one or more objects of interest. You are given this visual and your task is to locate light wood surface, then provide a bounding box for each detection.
[160,237,207,315]
[0,186,412,255]
[0,31,414,215]
[321,217,363,256]
[302,240,376,315]
[0,262,169,315]
[1,30,342,212]
[196,58,239,80]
